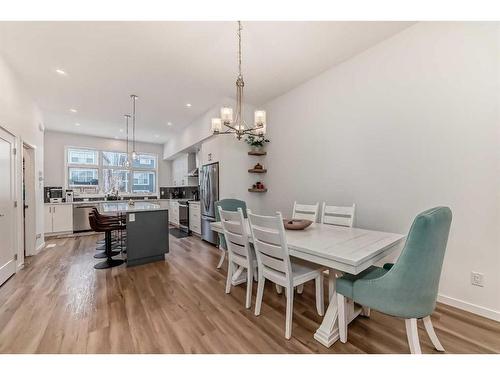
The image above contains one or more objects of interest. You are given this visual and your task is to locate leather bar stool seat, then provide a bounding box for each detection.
[89,213,125,269]
[92,208,125,257]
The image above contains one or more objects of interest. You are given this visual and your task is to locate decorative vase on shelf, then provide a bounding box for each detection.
[251,145,263,153]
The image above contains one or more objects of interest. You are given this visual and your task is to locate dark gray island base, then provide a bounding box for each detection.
[99,202,169,267]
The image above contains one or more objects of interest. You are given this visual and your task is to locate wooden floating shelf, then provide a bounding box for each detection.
[248,168,267,173]
[248,150,267,156]
[248,188,268,193]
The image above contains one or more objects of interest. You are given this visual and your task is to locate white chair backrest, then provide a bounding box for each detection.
[292,201,319,222]
[218,207,251,262]
[247,210,292,277]
[321,203,356,227]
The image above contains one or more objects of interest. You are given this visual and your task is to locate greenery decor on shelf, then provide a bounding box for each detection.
[245,134,270,148]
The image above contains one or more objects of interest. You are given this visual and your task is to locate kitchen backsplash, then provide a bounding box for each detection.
[160,186,199,200]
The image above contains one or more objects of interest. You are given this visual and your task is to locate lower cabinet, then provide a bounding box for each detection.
[45,204,73,234]
[189,203,201,235]
[169,201,179,226]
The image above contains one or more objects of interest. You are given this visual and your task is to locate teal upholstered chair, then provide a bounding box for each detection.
[336,207,452,354]
[214,199,247,269]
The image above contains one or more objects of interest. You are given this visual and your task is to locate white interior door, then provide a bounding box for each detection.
[0,127,16,286]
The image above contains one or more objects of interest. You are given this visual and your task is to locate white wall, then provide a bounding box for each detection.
[0,55,45,261]
[163,97,265,211]
[163,97,236,159]
[261,22,500,319]
[198,135,265,212]
[44,130,171,188]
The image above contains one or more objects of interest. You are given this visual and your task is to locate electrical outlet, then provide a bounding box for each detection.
[471,272,484,287]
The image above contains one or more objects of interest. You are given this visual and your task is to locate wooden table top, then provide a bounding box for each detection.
[211,220,405,274]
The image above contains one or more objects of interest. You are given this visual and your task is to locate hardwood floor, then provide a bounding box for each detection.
[0,233,498,354]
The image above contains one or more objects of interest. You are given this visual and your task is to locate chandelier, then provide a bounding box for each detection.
[211,21,267,140]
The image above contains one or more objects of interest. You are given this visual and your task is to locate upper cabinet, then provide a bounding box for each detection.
[172,153,198,186]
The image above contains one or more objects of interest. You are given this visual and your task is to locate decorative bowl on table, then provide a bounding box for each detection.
[283,219,313,230]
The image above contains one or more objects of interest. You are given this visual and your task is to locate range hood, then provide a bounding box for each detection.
[186,167,199,177]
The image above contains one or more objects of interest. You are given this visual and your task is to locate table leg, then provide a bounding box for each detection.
[314,268,340,347]
[328,268,336,303]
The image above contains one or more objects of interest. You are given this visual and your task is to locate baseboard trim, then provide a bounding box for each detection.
[438,294,500,322]
[34,241,45,255]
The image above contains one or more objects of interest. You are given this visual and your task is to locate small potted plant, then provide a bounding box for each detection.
[245,134,270,153]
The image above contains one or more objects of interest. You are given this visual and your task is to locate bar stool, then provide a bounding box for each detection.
[89,213,125,269]
[92,208,124,258]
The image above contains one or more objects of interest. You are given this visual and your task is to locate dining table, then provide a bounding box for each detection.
[211,219,405,347]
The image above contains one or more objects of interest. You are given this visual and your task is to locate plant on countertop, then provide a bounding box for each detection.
[245,134,270,148]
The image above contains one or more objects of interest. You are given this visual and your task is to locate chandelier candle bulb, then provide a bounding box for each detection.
[211,118,222,133]
[221,107,233,123]
[254,110,266,127]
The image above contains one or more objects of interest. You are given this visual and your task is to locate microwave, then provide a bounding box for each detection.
[44,186,63,203]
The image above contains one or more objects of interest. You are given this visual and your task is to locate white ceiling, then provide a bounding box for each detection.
[0,21,414,144]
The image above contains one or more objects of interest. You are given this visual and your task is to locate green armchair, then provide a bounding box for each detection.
[214,199,247,269]
[336,206,452,353]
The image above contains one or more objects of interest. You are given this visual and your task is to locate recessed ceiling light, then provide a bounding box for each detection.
[75,123,81,127]
[55,68,67,76]
[154,134,160,138]
[167,122,173,126]
[185,103,192,108]
[114,136,119,139]
[119,129,124,133]
[69,108,78,113]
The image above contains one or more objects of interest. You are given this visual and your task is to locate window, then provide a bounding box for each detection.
[132,171,156,193]
[68,168,99,187]
[67,148,98,165]
[102,151,128,167]
[103,169,129,193]
[66,147,158,194]
[132,154,156,169]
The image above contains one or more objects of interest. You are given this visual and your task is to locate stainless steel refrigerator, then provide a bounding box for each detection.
[200,162,219,245]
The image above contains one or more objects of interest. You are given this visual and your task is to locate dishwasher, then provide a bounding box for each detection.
[73,204,97,232]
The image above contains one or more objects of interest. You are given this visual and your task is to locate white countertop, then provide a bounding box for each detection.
[46,198,200,205]
[46,198,160,205]
[98,201,165,213]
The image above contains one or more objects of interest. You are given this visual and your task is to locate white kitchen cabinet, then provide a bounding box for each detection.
[169,201,179,226]
[189,202,201,235]
[172,153,198,186]
[158,200,169,209]
[44,205,53,234]
[45,204,73,234]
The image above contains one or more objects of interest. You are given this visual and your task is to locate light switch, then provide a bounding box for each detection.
[129,213,135,222]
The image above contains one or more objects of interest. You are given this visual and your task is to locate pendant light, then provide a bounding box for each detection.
[123,114,131,168]
[130,94,139,160]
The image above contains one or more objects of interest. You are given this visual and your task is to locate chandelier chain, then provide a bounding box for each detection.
[238,21,242,76]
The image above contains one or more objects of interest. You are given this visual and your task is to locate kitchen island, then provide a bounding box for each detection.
[98,201,169,267]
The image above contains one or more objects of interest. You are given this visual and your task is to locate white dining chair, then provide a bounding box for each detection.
[292,201,320,222]
[291,201,320,295]
[321,203,356,227]
[247,209,325,339]
[218,207,257,309]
